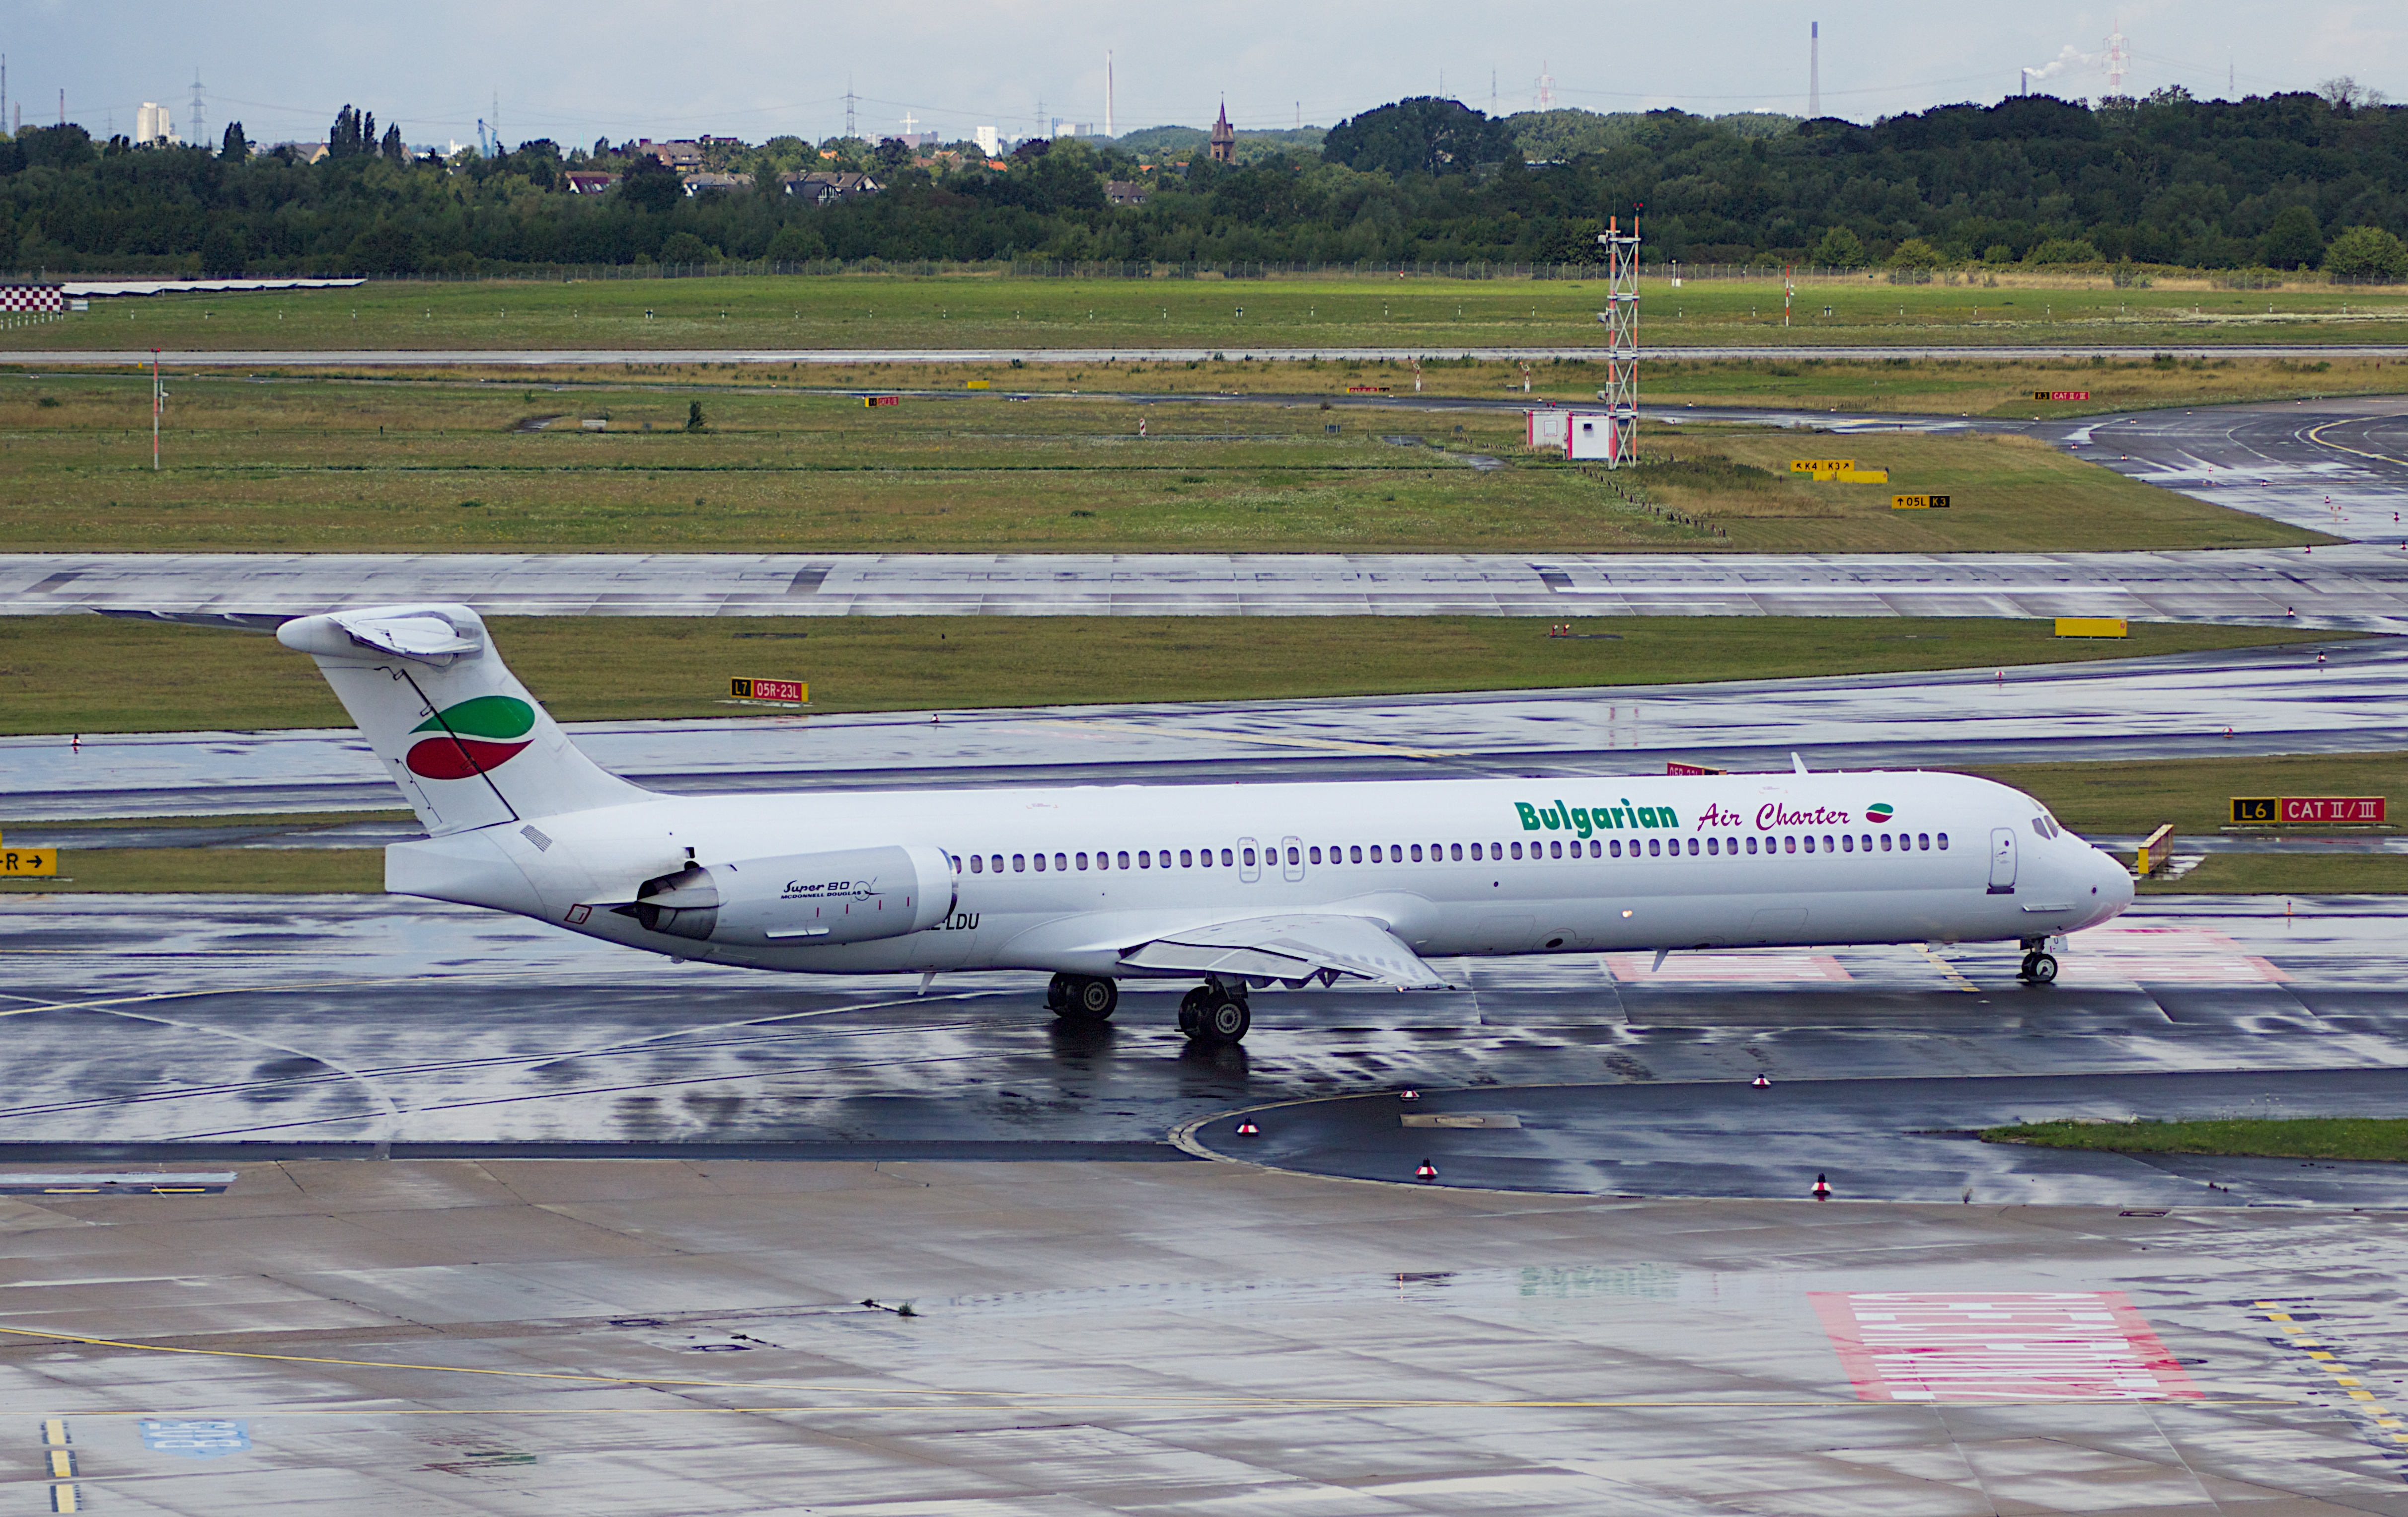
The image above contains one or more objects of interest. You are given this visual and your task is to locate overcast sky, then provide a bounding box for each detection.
[8,1,2400,151]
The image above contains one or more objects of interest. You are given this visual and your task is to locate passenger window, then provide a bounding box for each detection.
[1077,852,1090,870]
[1451,843,1463,860]
[1880,834,1892,851]
[1608,839,1621,857]
[1410,844,1423,862]
[1370,845,1383,862]
[1119,850,1131,869]
[1706,837,1718,855]
[1137,851,1150,868]
[1784,836,1796,854]
[1181,849,1194,867]
[1543,840,1557,858]
[1035,853,1048,872]
[1937,833,1950,850]
[992,855,1004,873]
[1350,845,1362,863]
[1647,838,1660,856]
[1916,833,1928,850]
[1309,846,1321,864]
[1243,848,1257,867]
[1470,842,1483,860]
[1803,836,1815,854]
[1220,847,1233,866]
[1287,846,1300,865]
[1510,842,1523,859]
[1745,836,1758,854]
[1841,836,1853,853]
[1014,854,1027,872]
[971,854,983,873]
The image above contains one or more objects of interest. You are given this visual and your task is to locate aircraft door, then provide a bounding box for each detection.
[1281,834,1304,882]
[1238,836,1261,883]
[1988,827,2018,893]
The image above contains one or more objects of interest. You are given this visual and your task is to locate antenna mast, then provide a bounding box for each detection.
[1595,214,1641,470]
[1105,51,1114,138]
[1809,23,1820,118]
[2105,22,2129,94]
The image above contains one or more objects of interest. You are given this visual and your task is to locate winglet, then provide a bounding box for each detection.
[1651,947,1671,973]
[1792,752,1809,775]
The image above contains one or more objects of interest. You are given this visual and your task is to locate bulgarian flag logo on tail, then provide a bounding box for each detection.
[1866,803,1895,824]
[405,695,536,779]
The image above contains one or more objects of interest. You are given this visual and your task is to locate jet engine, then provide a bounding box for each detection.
[615,845,955,947]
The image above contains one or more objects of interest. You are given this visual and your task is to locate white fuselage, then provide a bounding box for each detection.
[390,768,2134,978]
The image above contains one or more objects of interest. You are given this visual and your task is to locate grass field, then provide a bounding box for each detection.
[1983,1117,2408,1162]
[0,372,2326,553]
[0,615,2330,736]
[2134,853,2408,894]
[1970,751,2404,838]
[5,273,2408,354]
[0,847,382,893]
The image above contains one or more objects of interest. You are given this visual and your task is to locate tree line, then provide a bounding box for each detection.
[0,88,2404,279]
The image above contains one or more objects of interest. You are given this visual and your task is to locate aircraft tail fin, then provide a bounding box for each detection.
[277,605,650,835]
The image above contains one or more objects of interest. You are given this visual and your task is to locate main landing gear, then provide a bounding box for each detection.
[1047,972,1118,1022]
[1177,978,1251,1047]
[2017,938,2059,986]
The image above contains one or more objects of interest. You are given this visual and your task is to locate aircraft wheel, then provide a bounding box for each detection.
[1191,993,1251,1046]
[1046,972,1074,1012]
[2025,952,2059,986]
[1054,975,1117,1021]
[1178,986,1213,1037]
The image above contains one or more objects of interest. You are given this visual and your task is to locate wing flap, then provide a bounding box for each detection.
[1119,913,1447,990]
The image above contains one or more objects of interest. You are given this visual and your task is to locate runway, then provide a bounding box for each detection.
[2,638,2387,822]
[14,342,2408,366]
[5,543,2406,623]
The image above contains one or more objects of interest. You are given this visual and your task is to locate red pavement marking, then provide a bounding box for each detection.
[1813,1291,2201,1402]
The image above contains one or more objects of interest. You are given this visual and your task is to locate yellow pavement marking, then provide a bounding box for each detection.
[2306,419,2408,469]
[42,1419,67,1446]
[1919,945,1981,992]
[46,1449,73,1478]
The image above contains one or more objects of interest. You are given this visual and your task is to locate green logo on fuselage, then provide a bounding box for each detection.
[1517,799,1676,838]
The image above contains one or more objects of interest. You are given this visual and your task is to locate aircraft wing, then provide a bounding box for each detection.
[1118,913,1449,990]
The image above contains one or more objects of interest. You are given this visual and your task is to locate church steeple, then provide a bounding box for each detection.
[1207,99,1235,163]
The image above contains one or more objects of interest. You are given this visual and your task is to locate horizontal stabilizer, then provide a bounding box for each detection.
[1120,913,1447,989]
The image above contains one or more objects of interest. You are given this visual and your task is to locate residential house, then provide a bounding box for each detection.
[778,170,884,205]
[564,171,620,195]
[680,171,753,195]
[1105,180,1150,207]
[637,139,706,171]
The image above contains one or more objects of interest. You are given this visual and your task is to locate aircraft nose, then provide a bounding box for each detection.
[2086,846,2136,923]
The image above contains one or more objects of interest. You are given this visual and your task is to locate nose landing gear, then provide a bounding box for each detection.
[1177,978,1251,1046]
[2016,938,2059,986]
[1047,973,1119,1022]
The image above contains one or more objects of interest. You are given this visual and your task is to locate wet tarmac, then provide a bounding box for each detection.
[1,638,2389,822]
[0,893,2398,1174]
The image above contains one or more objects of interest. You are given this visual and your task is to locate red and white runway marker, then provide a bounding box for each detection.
[1814,1291,2201,1402]
[2056,925,2287,987]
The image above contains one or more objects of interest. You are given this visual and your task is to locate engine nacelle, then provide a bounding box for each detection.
[615,844,955,947]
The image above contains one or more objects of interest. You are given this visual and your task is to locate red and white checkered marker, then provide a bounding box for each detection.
[1235,1120,1260,1136]
[1415,1159,1437,1180]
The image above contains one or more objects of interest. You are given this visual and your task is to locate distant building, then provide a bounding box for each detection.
[637,139,706,171]
[272,141,330,164]
[975,126,1002,156]
[1207,101,1235,163]
[778,169,883,205]
[1105,180,1150,207]
[135,102,175,145]
[564,171,620,195]
[1052,119,1097,140]
[679,171,752,195]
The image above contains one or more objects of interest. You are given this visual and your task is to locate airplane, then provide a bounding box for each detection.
[274,603,2135,1046]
